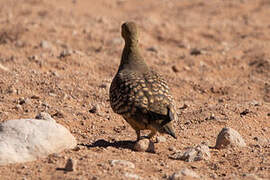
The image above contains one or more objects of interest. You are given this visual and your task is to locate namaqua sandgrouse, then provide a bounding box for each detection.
[109,21,177,141]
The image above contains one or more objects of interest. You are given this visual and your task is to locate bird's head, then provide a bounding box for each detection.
[121,21,139,43]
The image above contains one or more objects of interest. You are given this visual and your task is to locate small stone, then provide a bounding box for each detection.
[64,158,76,171]
[0,63,9,71]
[28,55,39,61]
[52,111,64,118]
[240,109,250,116]
[35,112,55,122]
[253,136,268,146]
[179,104,188,110]
[250,100,260,106]
[190,48,201,56]
[18,97,26,105]
[24,98,31,104]
[14,104,22,111]
[40,40,52,49]
[134,139,155,152]
[74,50,85,56]
[59,49,73,58]
[168,146,176,151]
[169,143,210,162]
[210,113,215,119]
[170,168,200,180]
[215,127,246,149]
[147,46,158,53]
[51,71,59,77]
[73,145,81,151]
[172,65,179,73]
[31,95,40,99]
[124,172,141,179]
[156,136,166,143]
[183,66,191,71]
[49,93,57,97]
[109,160,135,168]
[15,40,25,48]
[89,104,99,113]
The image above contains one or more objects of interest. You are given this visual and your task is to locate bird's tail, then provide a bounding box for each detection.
[163,123,177,139]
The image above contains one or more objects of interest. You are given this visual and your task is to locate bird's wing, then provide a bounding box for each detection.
[141,71,177,125]
[109,70,177,126]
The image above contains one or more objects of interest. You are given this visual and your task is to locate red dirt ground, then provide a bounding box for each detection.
[0,0,269,179]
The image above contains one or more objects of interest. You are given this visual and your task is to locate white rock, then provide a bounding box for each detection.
[171,168,200,180]
[169,143,211,162]
[134,139,155,152]
[156,136,166,143]
[0,119,77,165]
[40,40,52,49]
[124,172,142,179]
[0,63,9,71]
[109,160,135,168]
[215,127,246,149]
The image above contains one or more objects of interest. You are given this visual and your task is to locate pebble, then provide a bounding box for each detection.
[18,97,30,105]
[0,63,9,71]
[253,136,269,146]
[250,100,260,106]
[147,46,158,53]
[169,143,211,162]
[215,127,246,149]
[240,109,250,116]
[124,172,141,179]
[89,104,100,113]
[168,146,176,152]
[190,48,201,56]
[59,49,73,58]
[109,160,135,168]
[171,65,179,73]
[156,136,166,143]
[49,93,57,97]
[35,112,55,122]
[64,158,76,171]
[15,40,25,48]
[134,139,155,152]
[40,40,52,49]
[170,168,200,180]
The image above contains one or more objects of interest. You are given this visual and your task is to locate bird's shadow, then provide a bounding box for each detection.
[79,139,136,151]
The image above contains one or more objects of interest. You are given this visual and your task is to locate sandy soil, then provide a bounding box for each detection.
[0,0,269,179]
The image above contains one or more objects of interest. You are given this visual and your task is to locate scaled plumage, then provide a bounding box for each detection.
[109,22,177,141]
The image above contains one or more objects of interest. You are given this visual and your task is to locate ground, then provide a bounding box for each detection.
[0,0,269,179]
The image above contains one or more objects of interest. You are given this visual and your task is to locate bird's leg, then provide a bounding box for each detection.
[147,129,157,142]
[136,130,141,141]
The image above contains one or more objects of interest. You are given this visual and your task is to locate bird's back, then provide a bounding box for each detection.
[109,68,177,127]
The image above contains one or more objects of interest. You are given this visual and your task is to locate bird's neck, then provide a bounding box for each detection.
[119,41,149,71]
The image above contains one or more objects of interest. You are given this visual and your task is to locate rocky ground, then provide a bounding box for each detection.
[0,0,269,179]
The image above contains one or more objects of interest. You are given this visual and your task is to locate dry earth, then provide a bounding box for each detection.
[0,0,269,179]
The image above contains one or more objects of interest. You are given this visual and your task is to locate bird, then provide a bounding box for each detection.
[109,21,177,141]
